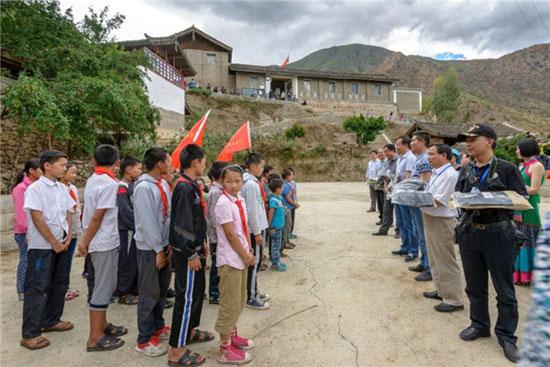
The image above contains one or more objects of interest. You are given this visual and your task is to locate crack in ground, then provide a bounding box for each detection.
[305,259,324,305]
[252,305,319,339]
[337,313,360,367]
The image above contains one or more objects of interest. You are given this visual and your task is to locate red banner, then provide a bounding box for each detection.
[171,109,210,169]
[216,121,252,162]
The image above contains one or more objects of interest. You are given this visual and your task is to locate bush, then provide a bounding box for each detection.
[285,123,306,139]
[342,114,385,144]
[186,88,212,97]
[494,134,526,164]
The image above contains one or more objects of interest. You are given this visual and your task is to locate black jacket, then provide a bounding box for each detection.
[169,175,206,259]
[117,181,135,231]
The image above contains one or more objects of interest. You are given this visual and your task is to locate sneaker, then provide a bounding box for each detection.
[209,298,220,305]
[246,298,270,310]
[289,233,297,239]
[283,243,295,250]
[217,344,252,365]
[270,263,287,272]
[231,330,255,350]
[135,336,167,357]
[258,293,271,302]
[153,326,171,341]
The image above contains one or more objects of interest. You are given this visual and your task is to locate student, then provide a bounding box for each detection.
[268,177,287,272]
[80,144,126,352]
[206,161,228,305]
[134,147,173,357]
[60,161,81,301]
[214,165,256,364]
[281,169,298,250]
[21,151,74,350]
[113,157,142,306]
[168,144,214,367]
[11,158,42,301]
[366,150,381,212]
[287,167,299,238]
[261,165,274,203]
[242,153,270,310]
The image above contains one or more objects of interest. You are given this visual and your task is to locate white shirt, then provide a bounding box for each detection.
[422,163,459,218]
[396,150,416,183]
[82,173,120,252]
[24,176,75,250]
[366,159,382,180]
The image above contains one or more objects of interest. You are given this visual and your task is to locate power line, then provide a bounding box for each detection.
[530,1,550,38]
[515,0,541,43]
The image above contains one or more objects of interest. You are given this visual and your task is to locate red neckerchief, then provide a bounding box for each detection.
[67,185,78,210]
[94,167,117,180]
[156,178,169,219]
[177,175,207,215]
[223,190,250,245]
[521,158,539,178]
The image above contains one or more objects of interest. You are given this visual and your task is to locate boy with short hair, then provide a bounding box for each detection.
[168,144,214,366]
[80,144,126,352]
[242,153,270,310]
[281,169,299,250]
[287,167,299,239]
[134,147,173,357]
[206,161,228,305]
[21,150,75,350]
[268,177,287,272]
[114,156,142,305]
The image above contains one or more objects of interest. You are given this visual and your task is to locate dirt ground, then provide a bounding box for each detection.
[1,182,546,367]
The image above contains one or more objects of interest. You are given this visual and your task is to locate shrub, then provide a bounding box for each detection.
[186,88,212,97]
[286,123,306,139]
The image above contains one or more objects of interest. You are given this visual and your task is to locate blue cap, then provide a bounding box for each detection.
[452,148,461,164]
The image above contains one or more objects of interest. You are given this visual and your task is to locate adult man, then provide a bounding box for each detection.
[422,144,464,313]
[454,124,527,363]
[373,149,387,225]
[373,144,398,236]
[365,151,381,212]
[390,137,416,258]
[407,131,432,282]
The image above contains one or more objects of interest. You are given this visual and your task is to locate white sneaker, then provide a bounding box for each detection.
[135,337,167,357]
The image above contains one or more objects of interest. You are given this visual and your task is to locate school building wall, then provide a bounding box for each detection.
[142,67,186,115]
[183,49,230,89]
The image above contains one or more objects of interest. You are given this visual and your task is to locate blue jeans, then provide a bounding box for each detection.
[270,229,283,266]
[410,207,429,270]
[22,249,70,339]
[395,204,416,255]
[15,233,27,294]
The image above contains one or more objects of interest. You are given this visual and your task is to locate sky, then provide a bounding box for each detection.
[60,0,550,64]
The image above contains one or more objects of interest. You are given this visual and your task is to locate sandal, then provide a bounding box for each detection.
[42,320,74,332]
[87,334,125,352]
[104,323,128,337]
[187,329,215,345]
[168,349,206,366]
[20,336,50,350]
[118,294,138,305]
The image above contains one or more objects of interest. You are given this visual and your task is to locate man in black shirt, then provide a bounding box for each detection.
[454,124,527,363]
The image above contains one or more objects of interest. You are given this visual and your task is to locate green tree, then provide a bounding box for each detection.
[494,134,527,164]
[342,114,386,144]
[1,0,159,155]
[431,68,461,122]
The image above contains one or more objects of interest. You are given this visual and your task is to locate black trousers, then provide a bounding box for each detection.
[208,243,220,301]
[458,226,518,344]
[291,209,296,233]
[169,250,206,348]
[247,232,264,302]
[375,190,385,221]
[22,249,70,339]
[113,229,138,297]
[137,249,171,344]
[378,198,394,234]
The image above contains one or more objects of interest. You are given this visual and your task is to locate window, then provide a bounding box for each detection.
[250,76,258,88]
[375,83,382,96]
[207,53,216,64]
[351,83,359,95]
[303,80,311,93]
[328,81,336,93]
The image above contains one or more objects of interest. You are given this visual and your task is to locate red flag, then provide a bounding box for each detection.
[171,109,210,169]
[216,121,252,162]
[280,55,289,69]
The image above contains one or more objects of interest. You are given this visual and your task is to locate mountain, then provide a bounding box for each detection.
[289,43,550,131]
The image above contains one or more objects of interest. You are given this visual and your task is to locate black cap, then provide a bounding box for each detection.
[457,124,497,142]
